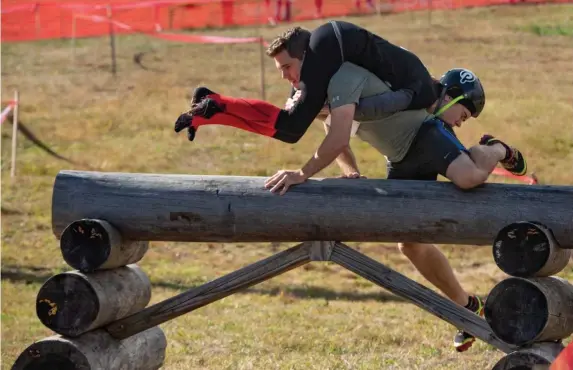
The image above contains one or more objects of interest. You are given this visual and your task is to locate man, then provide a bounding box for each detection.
[174,22,437,143]
[264,63,528,352]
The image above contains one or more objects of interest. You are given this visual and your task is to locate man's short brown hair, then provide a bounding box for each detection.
[266,26,311,60]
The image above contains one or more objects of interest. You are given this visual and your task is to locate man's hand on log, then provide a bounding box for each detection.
[338,172,367,179]
[265,169,307,195]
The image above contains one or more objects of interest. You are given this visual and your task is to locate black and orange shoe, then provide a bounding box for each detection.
[453,295,485,353]
[479,134,527,176]
[174,87,222,141]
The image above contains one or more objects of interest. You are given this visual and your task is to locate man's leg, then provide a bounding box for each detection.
[397,242,469,307]
[386,121,486,352]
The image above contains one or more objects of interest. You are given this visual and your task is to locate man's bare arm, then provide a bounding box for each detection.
[264,104,355,195]
[299,104,355,179]
[322,118,361,176]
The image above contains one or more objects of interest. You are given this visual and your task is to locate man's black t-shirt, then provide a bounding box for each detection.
[273,21,437,143]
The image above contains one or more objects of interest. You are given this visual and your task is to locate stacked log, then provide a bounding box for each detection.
[486,221,573,370]
[12,219,166,370]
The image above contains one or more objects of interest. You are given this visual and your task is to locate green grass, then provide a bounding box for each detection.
[522,23,573,37]
[2,3,573,369]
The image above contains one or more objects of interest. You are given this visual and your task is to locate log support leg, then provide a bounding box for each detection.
[106,241,314,339]
[329,242,517,354]
[106,241,516,354]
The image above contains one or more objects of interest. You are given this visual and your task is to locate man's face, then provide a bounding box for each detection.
[439,95,472,128]
[274,49,302,89]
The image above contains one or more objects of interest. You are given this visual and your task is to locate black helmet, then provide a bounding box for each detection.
[439,68,485,118]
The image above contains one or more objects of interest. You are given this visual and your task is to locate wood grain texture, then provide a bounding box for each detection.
[60,219,149,272]
[36,264,151,337]
[51,171,573,247]
[11,326,166,370]
[106,242,312,339]
[493,221,571,277]
[492,342,565,370]
[485,276,573,345]
[330,242,517,354]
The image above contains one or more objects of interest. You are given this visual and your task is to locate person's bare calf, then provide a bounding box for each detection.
[398,242,469,307]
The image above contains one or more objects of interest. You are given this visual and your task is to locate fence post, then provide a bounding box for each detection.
[34,4,41,38]
[10,90,19,178]
[71,14,77,66]
[107,5,117,76]
[257,0,266,101]
[259,38,266,101]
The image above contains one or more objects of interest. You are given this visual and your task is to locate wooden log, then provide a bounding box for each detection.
[11,326,166,370]
[60,218,149,272]
[329,242,517,354]
[492,342,565,370]
[484,276,573,346]
[106,241,312,339]
[493,221,571,277]
[36,264,151,337]
[51,170,573,247]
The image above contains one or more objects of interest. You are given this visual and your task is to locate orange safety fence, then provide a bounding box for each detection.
[2,0,572,42]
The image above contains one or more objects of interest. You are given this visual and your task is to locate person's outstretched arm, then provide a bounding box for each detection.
[264,103,355,195]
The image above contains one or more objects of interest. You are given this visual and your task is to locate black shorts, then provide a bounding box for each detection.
[386,118,469,181]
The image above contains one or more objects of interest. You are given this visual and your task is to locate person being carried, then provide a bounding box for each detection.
[173,22,438,143]
[264,63,528,352]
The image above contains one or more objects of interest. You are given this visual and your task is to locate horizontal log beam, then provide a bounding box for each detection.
[51,171,573,246]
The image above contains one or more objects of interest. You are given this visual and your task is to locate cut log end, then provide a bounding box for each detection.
[492,221,570,277]
[12,327,167,370]
[60,219,114,271]
[12,339,90,370]
[492,342,565,370]
[492,351,552,370]
[36,272,99,338]
[485,277,573,345]
[36,265,151,337]
[485,278,548,345]
[60,219,149,272]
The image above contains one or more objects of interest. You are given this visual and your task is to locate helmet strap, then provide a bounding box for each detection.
[432,94,465,118]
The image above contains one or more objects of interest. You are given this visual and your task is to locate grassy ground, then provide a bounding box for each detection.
[2,3,573,369]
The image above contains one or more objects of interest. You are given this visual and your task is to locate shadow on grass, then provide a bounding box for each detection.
[1,264,406,304]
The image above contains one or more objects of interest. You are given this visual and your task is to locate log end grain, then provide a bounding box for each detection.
[36,266,151,337]
[484,277,548,346]
[485,277,573,345]
[492,342,565,370]
[36,272,99,338]
[60,219,114,272]
[11,337,90,370]
[492,221,570,278]
[60,219,149,272]
[492,351,552,370]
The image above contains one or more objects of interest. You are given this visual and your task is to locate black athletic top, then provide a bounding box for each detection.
[273,20,437,143]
